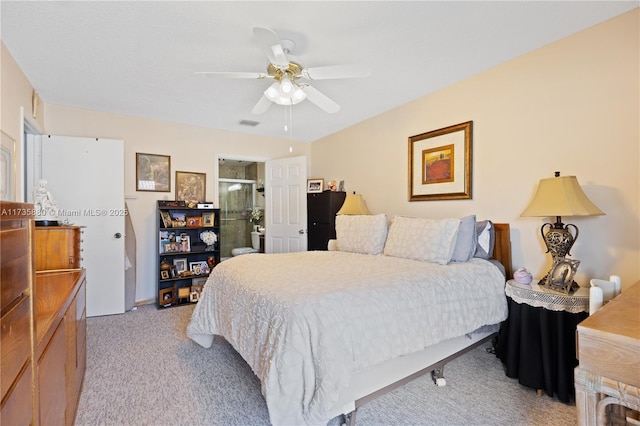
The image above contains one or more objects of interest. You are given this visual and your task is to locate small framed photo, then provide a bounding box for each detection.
[171,212,186,227]
[159,287,174,306]
[189,261,209,276]
[163,241,179,253]
[186,216,202,227]
[178,234,191,252]
[190,291,200,303]
[202,212,215,227]
[307,178,324,193]
[160,211,173,228]
[173,258,188,273]
[160,270,170,280]
[544,257,581,294]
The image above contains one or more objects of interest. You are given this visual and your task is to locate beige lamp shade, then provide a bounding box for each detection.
[337,193,371,215]
[521,175,604,218]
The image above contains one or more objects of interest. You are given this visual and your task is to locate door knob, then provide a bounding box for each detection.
[299,229,306,235]
[114,232,122,239]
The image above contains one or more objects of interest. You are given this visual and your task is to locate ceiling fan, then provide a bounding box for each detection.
[196,27,372,114]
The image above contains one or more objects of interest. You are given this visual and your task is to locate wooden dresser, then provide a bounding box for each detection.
[575,281,640,425]
[35,225,84,271]
[0,202,87,426]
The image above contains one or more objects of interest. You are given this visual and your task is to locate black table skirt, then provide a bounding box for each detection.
[495,297,588,403]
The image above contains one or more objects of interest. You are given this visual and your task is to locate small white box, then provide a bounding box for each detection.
[197,203,213,209]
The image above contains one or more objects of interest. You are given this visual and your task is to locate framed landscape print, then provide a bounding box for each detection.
[136,153,170,192]
[408,121,472,201]
[175,171,206,203]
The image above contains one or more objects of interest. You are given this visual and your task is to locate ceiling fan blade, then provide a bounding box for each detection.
[302,65,372,80]
[251,95,272,115]
[195,71,269,79]
[302,85,340,113]
[253,26,289,69]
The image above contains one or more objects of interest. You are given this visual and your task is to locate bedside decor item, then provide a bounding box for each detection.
[136,153,170,192]
[249,208,264,229]
[546,257,580,294]
[513,267,533,285]
[409,121,472,201]
[521,172,604,290]
[336,192,370,215]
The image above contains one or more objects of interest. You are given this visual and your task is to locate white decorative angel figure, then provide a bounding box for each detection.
[33,179,59,224]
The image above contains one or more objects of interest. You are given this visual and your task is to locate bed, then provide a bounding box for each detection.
[187,215,512,425]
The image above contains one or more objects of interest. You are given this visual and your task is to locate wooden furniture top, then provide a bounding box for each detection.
[35,269,86,354]
[577,280,640,387]
[578,280,640,341]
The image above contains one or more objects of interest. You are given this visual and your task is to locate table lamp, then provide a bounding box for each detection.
[521,172,604,289]
[337,192,371,215]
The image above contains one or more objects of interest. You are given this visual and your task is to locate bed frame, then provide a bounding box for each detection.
[334,223,512,425]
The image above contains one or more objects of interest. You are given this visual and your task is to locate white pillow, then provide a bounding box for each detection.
[335,214,388,255]
[383,216,460,264]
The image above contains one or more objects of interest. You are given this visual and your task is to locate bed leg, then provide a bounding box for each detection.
[431,366,447,387]
[341,409,357,426]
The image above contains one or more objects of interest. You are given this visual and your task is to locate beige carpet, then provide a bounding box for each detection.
[75,304,576,425]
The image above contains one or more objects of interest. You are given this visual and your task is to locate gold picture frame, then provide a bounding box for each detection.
[175,171,206,203]
[408,121,472,201]
[136,153,170,192]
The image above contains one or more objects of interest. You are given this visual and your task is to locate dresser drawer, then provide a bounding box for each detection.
[1,296,32,399]
[0,361,33,426]
[0,227,30,311]
[35,226,82,271]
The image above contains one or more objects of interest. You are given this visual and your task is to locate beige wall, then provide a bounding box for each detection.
[1,43,45,200]
[311,9,640,289]
[43,105,309,302]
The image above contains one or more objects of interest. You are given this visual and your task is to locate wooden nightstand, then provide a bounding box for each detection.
[495,279,589,402]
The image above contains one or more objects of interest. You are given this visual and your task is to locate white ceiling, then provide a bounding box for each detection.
[1,1,636,143]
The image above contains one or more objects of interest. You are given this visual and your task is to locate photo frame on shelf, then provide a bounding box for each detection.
[186,216,202,227]
[409,121,472,201]
[136,153,170,192]
[177,286,191,301]
[202,212,215,227]
[160,211,173,228]
[160,270,170,280]
[163,241,179,253]
[178,234,190,252]
[307,178,324,193]
[159,287,174,306]
[190,291,200,303]
[173,258,188,273]
[189,261,209,276]
[175,171,206,203]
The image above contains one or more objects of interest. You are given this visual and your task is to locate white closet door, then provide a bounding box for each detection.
[36,135,125,317]
[265,156,307,253]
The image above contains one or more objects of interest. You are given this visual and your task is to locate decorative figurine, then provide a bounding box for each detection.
[513,267,533,285]
[33,179,59,226]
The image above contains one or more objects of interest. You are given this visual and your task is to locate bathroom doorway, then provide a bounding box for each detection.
[218,159,265,259]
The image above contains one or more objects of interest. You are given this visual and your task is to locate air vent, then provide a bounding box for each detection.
[239,119,260,127]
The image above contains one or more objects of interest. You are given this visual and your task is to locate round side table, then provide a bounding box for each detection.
[495,279,589,402]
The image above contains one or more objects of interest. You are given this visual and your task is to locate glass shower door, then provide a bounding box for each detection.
[218,179,256,259]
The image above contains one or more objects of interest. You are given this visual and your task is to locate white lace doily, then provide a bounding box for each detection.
[505,280,590,314]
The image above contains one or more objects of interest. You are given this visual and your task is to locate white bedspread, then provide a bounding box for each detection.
[187,251,507,425]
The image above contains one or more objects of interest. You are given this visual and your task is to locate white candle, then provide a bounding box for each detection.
[589,286,604,315]
[609,275,622,297]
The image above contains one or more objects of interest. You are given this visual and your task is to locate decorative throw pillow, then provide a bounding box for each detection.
[335,214,388,255]
[450,215,478,263]
[383,216,460,264]
[474,220,495,259]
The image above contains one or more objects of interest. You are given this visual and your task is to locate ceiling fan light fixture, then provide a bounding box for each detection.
[264,83,280,101]
[292,87,306,102]
[280,76,293,94]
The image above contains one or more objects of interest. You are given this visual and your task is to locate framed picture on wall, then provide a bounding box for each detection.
[408,121,472,201]
[136,153,170,192]
[175,171,206,203]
